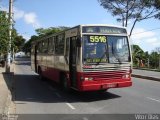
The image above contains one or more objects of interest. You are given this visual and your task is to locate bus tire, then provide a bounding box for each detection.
[38,67,45,81]
[61,74,70,92]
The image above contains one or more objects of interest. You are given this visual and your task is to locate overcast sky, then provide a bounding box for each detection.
[1,0,160,52]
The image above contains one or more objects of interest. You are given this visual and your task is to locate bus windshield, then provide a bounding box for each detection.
[83,35,130,64]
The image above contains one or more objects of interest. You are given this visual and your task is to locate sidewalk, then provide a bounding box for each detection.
[132,69,160,81]
[0,64,14,115]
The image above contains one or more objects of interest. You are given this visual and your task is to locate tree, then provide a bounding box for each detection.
[98,0,160,36]
[35,26,70,36]
[155,47,160,69]
[23,26,70,54]
[131,44,145,67]
[150,51,159,69]
[11,29,26,52]
[0,10,26,58]
[0,11,9,56]
[13,35,25,52]
[23,35,38,54]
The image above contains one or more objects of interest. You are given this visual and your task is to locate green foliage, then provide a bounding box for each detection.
[132,44,160,69]
[154,0,160,19]
[23,35,39,54]
[23,26,70,54]
[0,10,26,56]
[10,29,25,53]
[35,26,70,36]
[131,44,145,67]
[0,11,9,55]
[149,51,160,68]
[13,35,25,52]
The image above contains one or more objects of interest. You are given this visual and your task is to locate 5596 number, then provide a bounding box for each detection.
[89,36,107,43]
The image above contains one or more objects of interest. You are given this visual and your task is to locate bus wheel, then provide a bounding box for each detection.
[38,68,44,81]
[62,74,70,92]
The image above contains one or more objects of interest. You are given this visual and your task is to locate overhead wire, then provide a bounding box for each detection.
[131,27,160,36]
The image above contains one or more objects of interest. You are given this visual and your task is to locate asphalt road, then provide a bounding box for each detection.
[11,58,160,119]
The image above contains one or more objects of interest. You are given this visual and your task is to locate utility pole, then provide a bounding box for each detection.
[5,0,13,73]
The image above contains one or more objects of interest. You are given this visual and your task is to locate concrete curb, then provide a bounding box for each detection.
[2,73,15,115]
[0,74,8,115]
[0,63,16,117]
[3,90,12,115]
[132,74,160,82]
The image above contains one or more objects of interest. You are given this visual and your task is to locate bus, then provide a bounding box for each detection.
[31,24,132,92]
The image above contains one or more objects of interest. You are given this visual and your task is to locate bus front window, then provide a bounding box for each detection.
[108,36,130,63]
[83,35,130,64]
[83,36,108,64]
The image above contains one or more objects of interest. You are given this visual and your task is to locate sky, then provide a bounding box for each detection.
[1,0,160,53]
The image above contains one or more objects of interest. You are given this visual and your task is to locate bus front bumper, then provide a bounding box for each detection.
[80,80,132,91]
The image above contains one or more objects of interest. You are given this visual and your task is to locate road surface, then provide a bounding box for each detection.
[11,58,160,119]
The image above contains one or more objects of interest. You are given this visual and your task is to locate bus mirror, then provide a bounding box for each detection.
[77,37,81,47]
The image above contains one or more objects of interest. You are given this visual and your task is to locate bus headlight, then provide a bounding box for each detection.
[85,77,94,81]
[122,74,130,79]
[80,77,94,81]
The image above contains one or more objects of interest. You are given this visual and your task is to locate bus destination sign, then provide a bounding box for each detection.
[82,26,127,34]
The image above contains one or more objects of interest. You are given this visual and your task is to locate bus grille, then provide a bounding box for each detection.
[83,66,130,80]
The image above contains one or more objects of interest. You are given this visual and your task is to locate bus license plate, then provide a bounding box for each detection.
[103,84,116,88]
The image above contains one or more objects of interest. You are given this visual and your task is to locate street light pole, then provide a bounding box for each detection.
[5,0,13,73]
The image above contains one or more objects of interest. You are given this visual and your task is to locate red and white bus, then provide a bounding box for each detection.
[31,24,132,92]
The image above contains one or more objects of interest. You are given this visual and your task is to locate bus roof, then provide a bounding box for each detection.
[80,24,126,29]
[31,24,127,44]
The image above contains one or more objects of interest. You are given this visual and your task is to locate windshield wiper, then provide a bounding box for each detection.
[111,42,122,64]
[96,45,108,65]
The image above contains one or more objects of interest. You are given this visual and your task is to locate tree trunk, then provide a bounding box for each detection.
[129,19,138,37]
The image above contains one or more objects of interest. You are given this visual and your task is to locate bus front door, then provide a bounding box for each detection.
[69,37,77,88]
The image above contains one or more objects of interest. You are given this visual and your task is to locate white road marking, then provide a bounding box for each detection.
[66,103,76,110]
[83,117,89,120]
[147,97,160,103]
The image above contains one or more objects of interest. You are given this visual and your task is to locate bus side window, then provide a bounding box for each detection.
[72,37,77,64]
[59,34,65,54]
[66,38,69,56]
[55,34,65,55]
[55,36,58,54]
[36,44,38,53]
[52,37,55,53]
[37,42,42,53]
[65,38,69,64]
[48,37,54,54]
[42,39,48,53]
